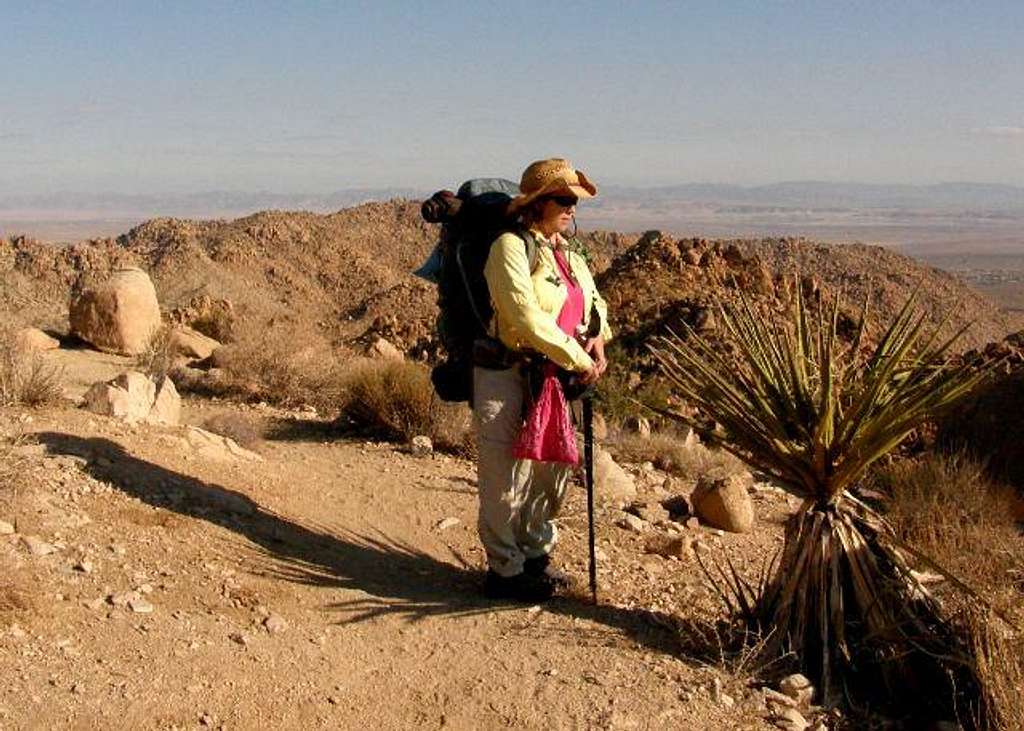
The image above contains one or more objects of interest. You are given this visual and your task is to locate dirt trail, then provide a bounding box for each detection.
[0,365,789,730]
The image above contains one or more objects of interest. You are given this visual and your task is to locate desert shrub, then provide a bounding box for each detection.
[337,359,471,452]
[202,412,262,450]
[611,429,742,478]
[595,341,670,424]
[135,323,175,381]
[0,326,63,407]
[212,318,349,412]
[873,454,1023,592]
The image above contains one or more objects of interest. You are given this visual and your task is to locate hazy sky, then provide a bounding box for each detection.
[2,1,1022,194]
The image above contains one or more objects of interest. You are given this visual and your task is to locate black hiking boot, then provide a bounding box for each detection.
[523,554,574,590]
[483,570,554,603]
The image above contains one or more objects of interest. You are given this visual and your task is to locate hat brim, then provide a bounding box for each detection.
[508,170,597,213]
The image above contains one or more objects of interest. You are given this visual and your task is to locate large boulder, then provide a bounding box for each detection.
[83,372,156,423]
[691,470,755,533]
[146,377,181,426]
[593,446,637,505]
[82,371,181,426]
[69,267,161,355]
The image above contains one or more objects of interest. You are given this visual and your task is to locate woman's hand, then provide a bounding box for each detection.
[584,335,608,377]
[579,363,601,385]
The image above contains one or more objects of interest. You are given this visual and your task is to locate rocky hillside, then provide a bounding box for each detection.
[3,203,1018,362]
[598,232,1018,354]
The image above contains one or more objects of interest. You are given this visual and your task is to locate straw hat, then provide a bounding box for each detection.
[507,158,598,213]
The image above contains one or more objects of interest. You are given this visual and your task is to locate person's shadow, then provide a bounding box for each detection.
[36,431,718,663]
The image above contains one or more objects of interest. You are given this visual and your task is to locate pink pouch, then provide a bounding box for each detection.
[513,370,579,465]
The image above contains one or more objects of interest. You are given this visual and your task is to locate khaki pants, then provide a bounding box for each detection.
[473,366,572,577]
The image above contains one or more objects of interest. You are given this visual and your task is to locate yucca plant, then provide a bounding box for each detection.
[648,279,997,714]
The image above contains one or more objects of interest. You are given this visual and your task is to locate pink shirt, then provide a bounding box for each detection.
[553,247,585,338]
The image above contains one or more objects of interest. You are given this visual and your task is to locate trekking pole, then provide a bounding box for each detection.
[582,394,598,604]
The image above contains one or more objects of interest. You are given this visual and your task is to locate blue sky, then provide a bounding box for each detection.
[1,1,1022,194]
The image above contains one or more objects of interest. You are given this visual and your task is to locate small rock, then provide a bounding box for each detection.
[83,597,106,611]
[15,327,60,351]
[643,534,690,559]
[762,687,797,708]
[615,513,647,533]
[9,624,27,639]
[71,682,85,695]
[0,520,14,535]
[410,435,433,456]
[264,614,288,634]
[594,447,637,505]
[128,598,154,614]
[771,707,810,731]
[434,517,461,531]
[230,631,253,646]
[21,535,58,556]
[660,494,690,519]
[691,470,755,533]
[368,337,403,360]
[720,693,735,708]
[73,560,94,573]
[779,673,814,708]
[684,516,701,530]
[628,500,670,524]
[108,591,139,607]
[199,713,214,727]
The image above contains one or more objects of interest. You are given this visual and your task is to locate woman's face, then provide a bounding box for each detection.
[537,194,578,235]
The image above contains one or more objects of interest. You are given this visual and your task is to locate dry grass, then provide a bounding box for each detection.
[874,454,1024,728]
[0,326,63,407]
[202,412,262,450]
[337,358,472,453]
[610,429,743,478]
[873,454,1023,592]
[966,610,1024,731]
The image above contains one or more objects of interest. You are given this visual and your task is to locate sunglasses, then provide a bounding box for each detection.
[546,195,579,208]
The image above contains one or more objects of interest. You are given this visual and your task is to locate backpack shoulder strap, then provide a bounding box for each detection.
[516,228,540,273]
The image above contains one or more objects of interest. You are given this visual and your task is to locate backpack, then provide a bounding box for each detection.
[417,178,539,402]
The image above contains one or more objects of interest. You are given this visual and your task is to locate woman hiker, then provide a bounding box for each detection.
[475,158,612,602]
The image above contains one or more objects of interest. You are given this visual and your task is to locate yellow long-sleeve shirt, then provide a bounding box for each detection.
[483,229,613,372]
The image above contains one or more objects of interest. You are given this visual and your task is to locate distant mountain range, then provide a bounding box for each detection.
[3,181,1023,217]
[597,181,1024,212]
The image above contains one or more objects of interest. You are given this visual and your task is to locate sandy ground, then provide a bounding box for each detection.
[0,350,802,730]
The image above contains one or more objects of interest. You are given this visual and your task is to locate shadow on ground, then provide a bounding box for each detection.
[36,431,718,664]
